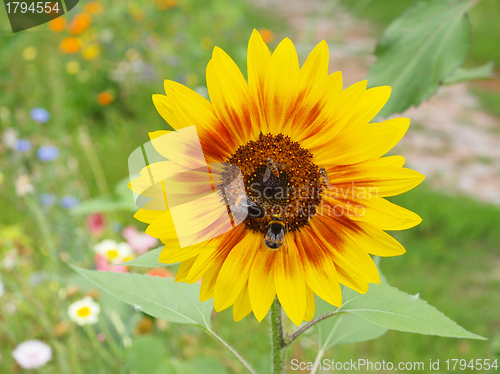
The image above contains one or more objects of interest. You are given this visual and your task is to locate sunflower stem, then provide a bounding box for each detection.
[270,298,285,374]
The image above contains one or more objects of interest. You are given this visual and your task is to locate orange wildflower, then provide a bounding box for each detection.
[84,1,104,15]
[97,91,114,106]
[146,268,174,278]
[49,18,66,32]
[155,0,177,10]
[258,28,274,44]
[68,13,92,35]
[59,37,82,54]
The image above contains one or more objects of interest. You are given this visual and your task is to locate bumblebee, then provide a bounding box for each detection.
[263,216,287,251]
[263,157,281,182]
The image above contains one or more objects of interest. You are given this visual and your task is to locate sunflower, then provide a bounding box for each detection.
[130,30,424,326]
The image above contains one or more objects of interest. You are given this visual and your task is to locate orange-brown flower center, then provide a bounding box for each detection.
[226,133,323,234]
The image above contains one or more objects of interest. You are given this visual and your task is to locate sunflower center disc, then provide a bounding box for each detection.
[226,133,323,234]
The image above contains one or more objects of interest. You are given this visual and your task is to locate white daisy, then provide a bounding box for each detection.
[68,296,101,326]
[12,340,52,369]
[94,239,133,264]
[15,175,34,197]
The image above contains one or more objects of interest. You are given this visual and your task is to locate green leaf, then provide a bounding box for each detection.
[70,264,212,328]
[72,177,137,215]
[341,283,486,340]
[314,288,387,350]
[443,61,495,85]
[127,336,170,374]
[71,195,137,215]
[367,0,475,116]
[122,247,169,268]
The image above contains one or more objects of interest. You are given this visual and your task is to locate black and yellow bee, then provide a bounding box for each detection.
[262,215,287,251]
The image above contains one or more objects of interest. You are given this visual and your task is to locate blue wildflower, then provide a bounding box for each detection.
[40,194,56,207]
[16,139,32,152]
[37,146,59,161]
[60,195,80,209]
[30,108,50,123]
[29,272,45,286]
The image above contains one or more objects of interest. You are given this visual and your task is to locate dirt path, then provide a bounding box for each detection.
[257,0,500,205]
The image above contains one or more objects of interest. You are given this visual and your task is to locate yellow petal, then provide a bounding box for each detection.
[149,191,232,249]
[341,86,391,132]
[326,165,425,197]
[175,256,197,282]
[146,210,177,240]
[309,217,380,284]
[304,285,316,322]
[233,284,253,322]
[206,47,255,146]
[274,238,306,326]
[360,155,406,168]
[264,38,300,134]
[315,117,410,166]
[322,188,422,230]
[133,209,163,224]
[336,265,369,294]
[248,29,271,134]
[187,226,246,283]
[200,256,226,302]
[159,241,206,264]
[294,231,342,307]
[149,130,171,140]
[289,72,343,143]
[152,94,177,129]
[248,249,277,321]
[149,126,207,170]
[298,79,366,152]
[355,222,406,257]
[213,232,261,311]
[164,80,235,159]
[299,40,329,97]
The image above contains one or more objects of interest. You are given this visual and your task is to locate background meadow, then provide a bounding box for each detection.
[0,0,499,373]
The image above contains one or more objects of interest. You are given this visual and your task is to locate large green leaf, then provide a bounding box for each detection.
[314,290,387,350]
[70,264,212,328]
[341,283,485,339]
[122,247,168,268]
[443,61,495,85]
[367,0,475,116]
[313,257,388,350]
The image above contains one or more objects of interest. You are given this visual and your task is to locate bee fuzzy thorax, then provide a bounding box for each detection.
[264,218,287,250]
